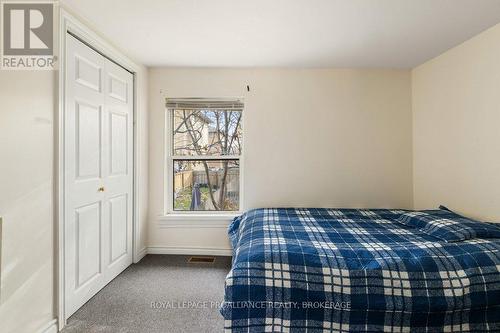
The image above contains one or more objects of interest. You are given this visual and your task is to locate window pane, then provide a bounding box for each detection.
[172,109,242,156]
[173,160,239,211]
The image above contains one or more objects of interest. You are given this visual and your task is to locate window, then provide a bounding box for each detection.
[166,99,243,213]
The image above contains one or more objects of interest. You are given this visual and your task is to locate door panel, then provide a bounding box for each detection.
[109,112,128,176]
[65,34,133,319]
[75,55,102,92]
[75,102,102,180]
[108,74,128,102]
[75,202,102,288]
[109,194,128,263]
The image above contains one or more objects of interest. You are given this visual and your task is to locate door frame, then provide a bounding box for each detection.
[56,8,144,330]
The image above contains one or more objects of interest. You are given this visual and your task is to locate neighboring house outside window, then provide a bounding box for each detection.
[166,99,243,213]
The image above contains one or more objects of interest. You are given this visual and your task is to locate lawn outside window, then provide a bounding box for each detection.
[165,98,243,216]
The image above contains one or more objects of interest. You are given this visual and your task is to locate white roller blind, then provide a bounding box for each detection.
[166,98,244,111]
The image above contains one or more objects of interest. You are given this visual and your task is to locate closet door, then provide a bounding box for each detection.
[64,34,133,318]
[102,55,134,283]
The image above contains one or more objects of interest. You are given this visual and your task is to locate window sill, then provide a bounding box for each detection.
[157,213,240,228]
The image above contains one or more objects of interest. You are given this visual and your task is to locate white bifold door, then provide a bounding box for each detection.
[64,34,133,318]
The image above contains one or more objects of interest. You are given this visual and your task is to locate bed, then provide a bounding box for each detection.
[221,208,500,332]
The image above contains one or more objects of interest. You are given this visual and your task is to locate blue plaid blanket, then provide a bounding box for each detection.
[221,208,500,332]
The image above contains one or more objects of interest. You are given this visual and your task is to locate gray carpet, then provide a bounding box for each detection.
[62,255,232,333]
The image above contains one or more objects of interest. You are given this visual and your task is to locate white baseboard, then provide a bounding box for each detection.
[134,246,147,263]
[37,319,58,333]
[147,246,232,256]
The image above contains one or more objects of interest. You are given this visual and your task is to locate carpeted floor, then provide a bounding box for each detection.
[61,254,232,333]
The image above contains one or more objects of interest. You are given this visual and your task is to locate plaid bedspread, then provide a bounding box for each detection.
[221,208,500,332]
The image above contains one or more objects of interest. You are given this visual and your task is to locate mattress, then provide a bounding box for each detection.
[221,208,500,332]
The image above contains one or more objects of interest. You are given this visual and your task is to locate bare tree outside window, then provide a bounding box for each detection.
[169,103,242,211]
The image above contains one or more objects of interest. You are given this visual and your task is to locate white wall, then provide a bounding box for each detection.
[412,23,500,222]
[136,65,150,258]
[0,71,55,332]
[148,68,413,251]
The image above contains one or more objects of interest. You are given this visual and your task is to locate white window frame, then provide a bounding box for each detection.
[162,98,244,221]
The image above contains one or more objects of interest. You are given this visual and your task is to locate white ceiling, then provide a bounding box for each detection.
[61,0,500,68]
